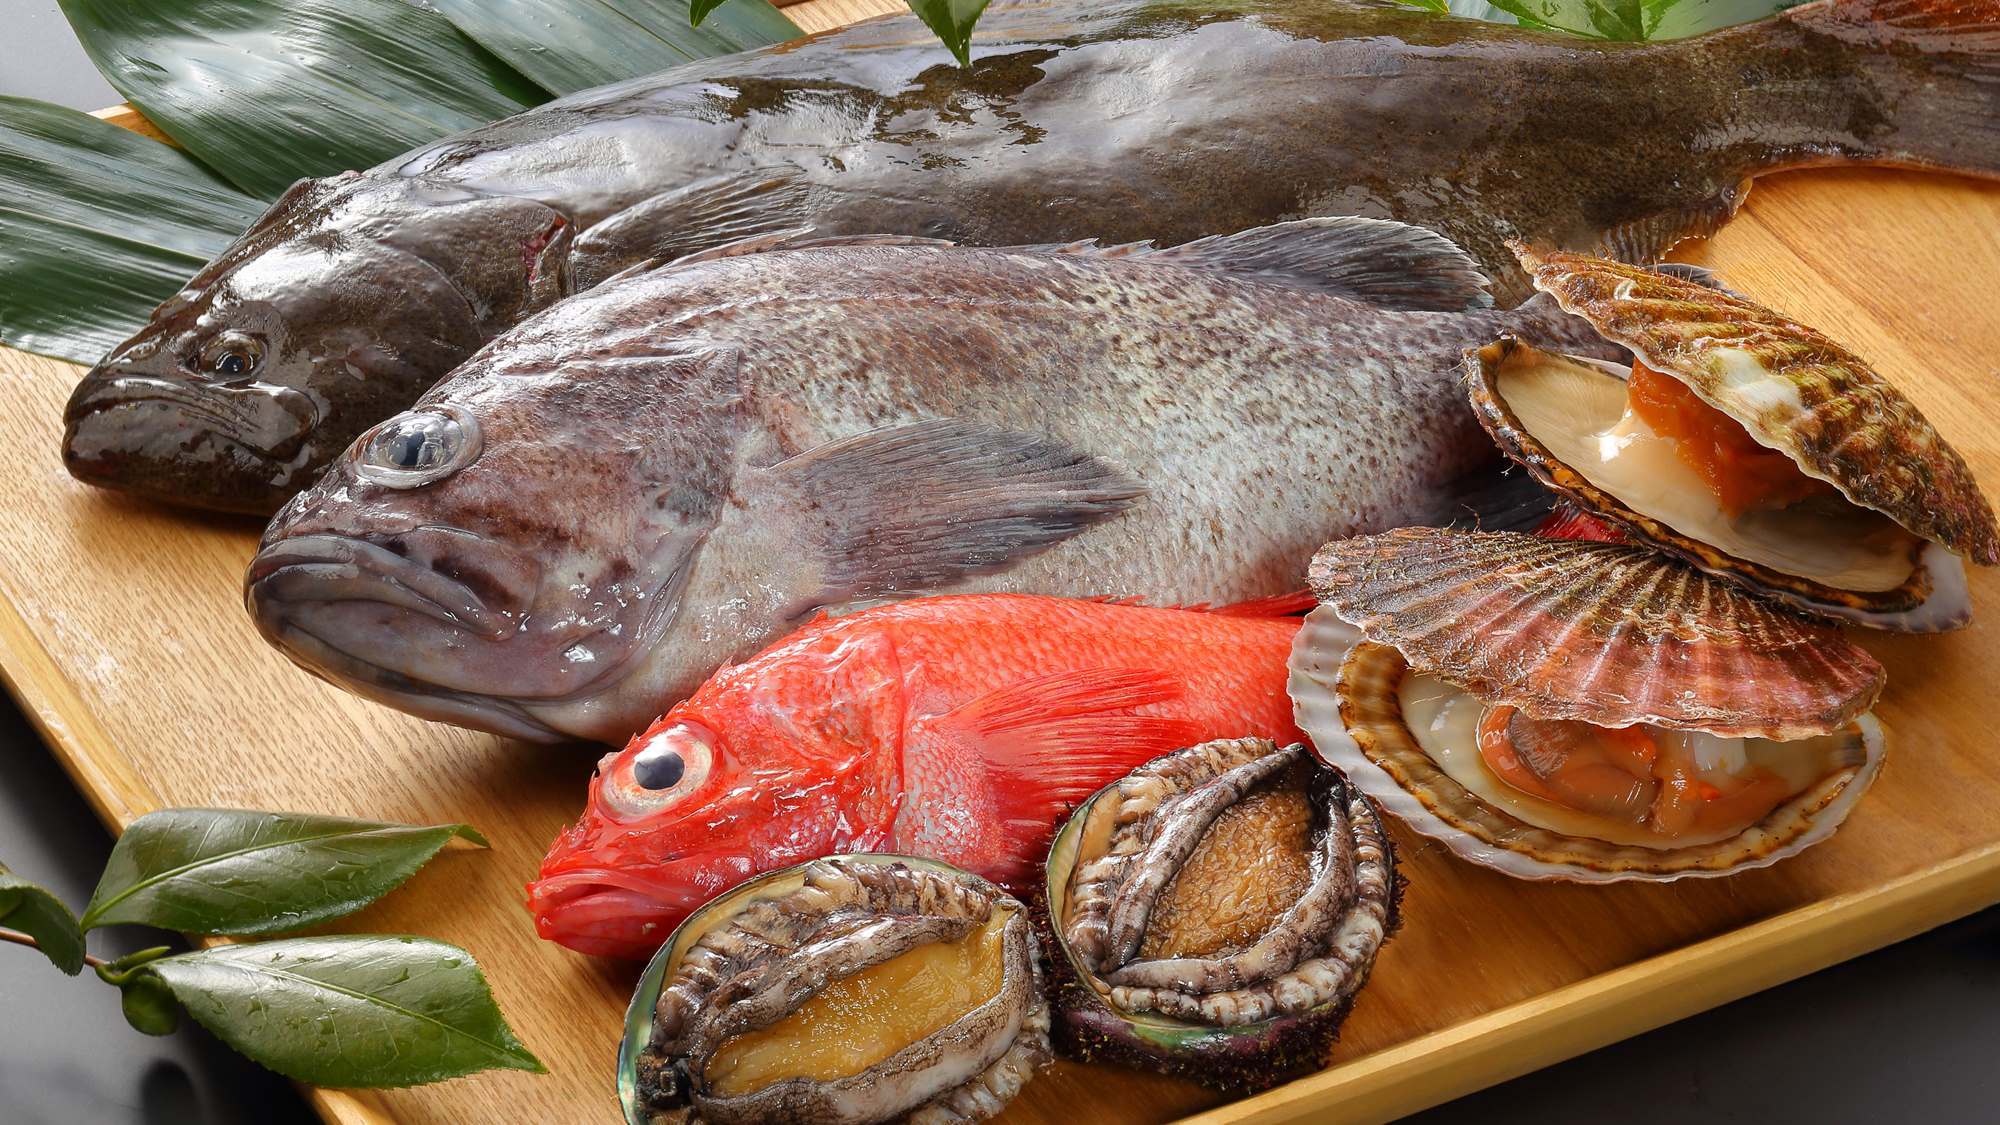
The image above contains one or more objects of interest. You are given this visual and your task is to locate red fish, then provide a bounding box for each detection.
[529,593,1308,959]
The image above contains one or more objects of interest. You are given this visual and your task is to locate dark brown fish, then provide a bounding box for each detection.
[63,0,2000,514]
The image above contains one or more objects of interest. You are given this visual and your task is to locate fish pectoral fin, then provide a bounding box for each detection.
[932,666,1204,788]
[568,167,820,289]
[1039,216,1492,311]
[760,419,1146,600]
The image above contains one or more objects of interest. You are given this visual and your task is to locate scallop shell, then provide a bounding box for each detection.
[1289,630,1884,882]
[1511,244,1999,565]
[1307,528,1885,740]
[1464,335,1974,629]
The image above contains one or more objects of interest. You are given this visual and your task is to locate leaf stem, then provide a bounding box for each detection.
[0,925,105,969]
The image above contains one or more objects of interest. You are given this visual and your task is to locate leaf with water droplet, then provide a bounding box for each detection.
[83,809,486,936]
[0,862,85,975]
[136,936,543,1086]
[903,0,993,66]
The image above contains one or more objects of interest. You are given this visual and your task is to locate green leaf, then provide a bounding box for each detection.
[83,809,487,936]
[1480,0,1640,37]
[430,0,799,95]
[120,973,183,1036]
[139,936,543,1086]
[0,97,262,363]
[1644,0,1797,38]
[905,0,992,66]
[57,0,550,199]
[0,862,86,975]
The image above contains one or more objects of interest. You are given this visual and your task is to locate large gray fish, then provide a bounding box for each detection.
[62,0,2000,515]
[245,218,1626,743]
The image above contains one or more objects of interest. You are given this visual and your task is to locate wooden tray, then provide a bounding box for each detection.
[5,2,2000,1121]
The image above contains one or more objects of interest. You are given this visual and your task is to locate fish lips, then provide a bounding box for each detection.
[246,530,624,740]
[63,373,320,515]
[528,862,716,960]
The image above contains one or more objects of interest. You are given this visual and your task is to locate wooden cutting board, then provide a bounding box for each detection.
[4,2,2000,1121]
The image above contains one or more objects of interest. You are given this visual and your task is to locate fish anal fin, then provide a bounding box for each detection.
[762,419,1146,601]
[1041,217,1492,311]
[1595,179,1751,265]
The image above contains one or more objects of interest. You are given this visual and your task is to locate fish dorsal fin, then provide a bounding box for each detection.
[759,419,1146,600]
[1042,217,1493,311]
[655,229,960,272]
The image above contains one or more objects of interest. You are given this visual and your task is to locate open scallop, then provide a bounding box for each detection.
[1469,246,1997,632]
[1289,528,1888,882]
[620,855,1050,1125]
[1041,738,1398,1090]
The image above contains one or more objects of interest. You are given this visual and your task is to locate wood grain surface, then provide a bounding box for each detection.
[3,2,1999,1122]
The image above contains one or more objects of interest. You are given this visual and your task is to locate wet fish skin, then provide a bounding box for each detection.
[245,219,1623,745]
[63,0,2000,514]
[528,593,1310,960]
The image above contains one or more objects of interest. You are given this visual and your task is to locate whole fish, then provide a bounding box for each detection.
[245,218,1621,744]
[529,593,1306,959]
[62,0,2000,514]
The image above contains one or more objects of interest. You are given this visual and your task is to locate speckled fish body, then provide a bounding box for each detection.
[246,219,1624,743]
[63,0,2000,513]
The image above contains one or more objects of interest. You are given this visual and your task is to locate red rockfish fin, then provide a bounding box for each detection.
[939,667,1203,789]
[1203,590,1318,617]
[1533,504,1632,544]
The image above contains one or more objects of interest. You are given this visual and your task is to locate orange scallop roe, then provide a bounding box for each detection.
[1477,706,1793,841]
[1626,361,1836,518]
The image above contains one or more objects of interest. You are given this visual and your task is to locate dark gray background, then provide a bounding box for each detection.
[4,5,1999,1123]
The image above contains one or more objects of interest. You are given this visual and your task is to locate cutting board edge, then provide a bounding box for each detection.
[1193,839,2000,1124]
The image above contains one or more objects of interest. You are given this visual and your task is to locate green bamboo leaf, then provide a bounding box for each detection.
[140,936,543,1086]
[1480,0,1637,37]
[83,809,487,936]
[57,0,550,199]
[430,0,799,96]
[1644,0,1796,37]
[905,0,991,66]
[0,97,262,363]
[0,862,86,975]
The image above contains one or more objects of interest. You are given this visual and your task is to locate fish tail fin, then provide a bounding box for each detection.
[1783,0,2000,179]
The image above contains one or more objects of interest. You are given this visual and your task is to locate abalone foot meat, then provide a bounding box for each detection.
[1465,245,1998,633]
[621,855,1050,1125]
[1290,530,1888,882]
[1041,738,1398,1091]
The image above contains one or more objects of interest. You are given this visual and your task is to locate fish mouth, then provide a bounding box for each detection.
[528,865,707,960]
[246,531,585,742]
[248,533,516,639]
[63,373,320,514]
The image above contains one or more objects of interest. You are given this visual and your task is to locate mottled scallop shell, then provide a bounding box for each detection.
[1307,528,1884,740]
[1289,624,1885,882]
[1041,738,1397,1091]
[622,855,1049,1125]
[1510,244,1999,566]
[1466,335,1970,630]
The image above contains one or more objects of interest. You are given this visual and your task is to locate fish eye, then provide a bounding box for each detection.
[198,333,264,384]
[601,722,715,822]
[355,405,481,489]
